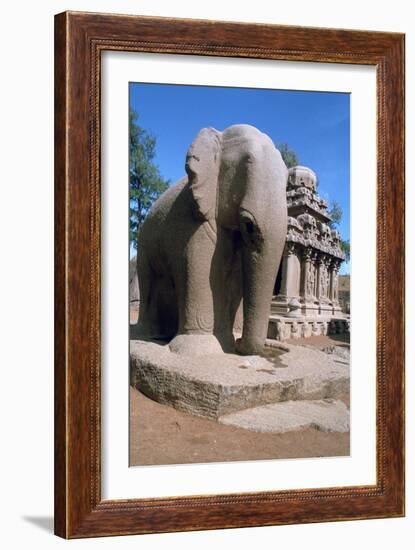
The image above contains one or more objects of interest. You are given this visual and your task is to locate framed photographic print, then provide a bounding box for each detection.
[54,11,405,538]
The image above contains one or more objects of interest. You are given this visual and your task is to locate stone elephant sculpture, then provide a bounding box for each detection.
[135,124,288,355]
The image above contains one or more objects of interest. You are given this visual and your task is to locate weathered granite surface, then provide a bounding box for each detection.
[134,124,288,356]
[130,340,349,420]
[219,399,349,434]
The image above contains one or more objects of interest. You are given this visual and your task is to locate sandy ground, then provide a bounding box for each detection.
[129,333,350,466]
[286,333,350,348]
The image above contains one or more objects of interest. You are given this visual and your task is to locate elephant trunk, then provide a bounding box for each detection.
[236,204,287,355]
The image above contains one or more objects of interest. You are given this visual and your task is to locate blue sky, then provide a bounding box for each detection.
[130,83,350,274]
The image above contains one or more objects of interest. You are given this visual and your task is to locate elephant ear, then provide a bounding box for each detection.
[185,127,222,220]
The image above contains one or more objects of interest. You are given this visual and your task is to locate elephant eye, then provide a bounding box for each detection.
[244,220,254,235]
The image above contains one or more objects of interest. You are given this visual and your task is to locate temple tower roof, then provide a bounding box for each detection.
[286,165,332,224]
[285,165,345,261]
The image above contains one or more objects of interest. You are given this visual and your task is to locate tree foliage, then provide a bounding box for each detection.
[276,142,299,169]
[129,109,169,249]
[340,239,350,262]
[328,200,342,229]
[328,200,350,262]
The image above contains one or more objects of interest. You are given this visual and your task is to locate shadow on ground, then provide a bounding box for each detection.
[22,516,53,533]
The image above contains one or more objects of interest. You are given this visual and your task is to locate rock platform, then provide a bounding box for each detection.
[130,339,349,431]
[220,399,349,433]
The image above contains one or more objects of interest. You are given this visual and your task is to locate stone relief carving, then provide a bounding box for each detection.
[318,261,326,300]
[272,164,346,322]
[332,268,339,302]
[306,262,315,298]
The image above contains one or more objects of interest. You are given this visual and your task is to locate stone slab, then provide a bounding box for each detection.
[267,315,349,341]
[130,340,349,420]
[219,399,349,434]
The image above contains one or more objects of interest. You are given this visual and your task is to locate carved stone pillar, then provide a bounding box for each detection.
[301,249,314,303]
[317,255,333,316]
[329,262,335,302]
[279,243,297,299]
[278,246,290,300]
[312,252,318,299]
[330,260,341,313]
[316,255,324,302]
[324,257,331,303]
[271,243,300,316]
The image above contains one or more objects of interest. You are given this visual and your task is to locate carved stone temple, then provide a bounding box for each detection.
[268,166,349,341]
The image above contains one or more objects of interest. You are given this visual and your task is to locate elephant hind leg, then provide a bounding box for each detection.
[133,254,178,341]
[155,274,178,340]
[132,252,159,340]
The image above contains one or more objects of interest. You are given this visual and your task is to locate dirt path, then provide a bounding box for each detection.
[130,388,350,466]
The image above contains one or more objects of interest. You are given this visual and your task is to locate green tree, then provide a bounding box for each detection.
[340,239,350,262]
[276,142,299,169]
[328,200,343,228]
[328,200,350,262]
[129,108,169,250]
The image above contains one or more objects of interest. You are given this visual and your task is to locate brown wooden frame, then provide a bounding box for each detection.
[54,11,405,538]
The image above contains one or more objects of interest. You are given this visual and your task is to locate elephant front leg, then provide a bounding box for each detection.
[170,267,223,355]
[168,224,226,355]
[181,264,215,335]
